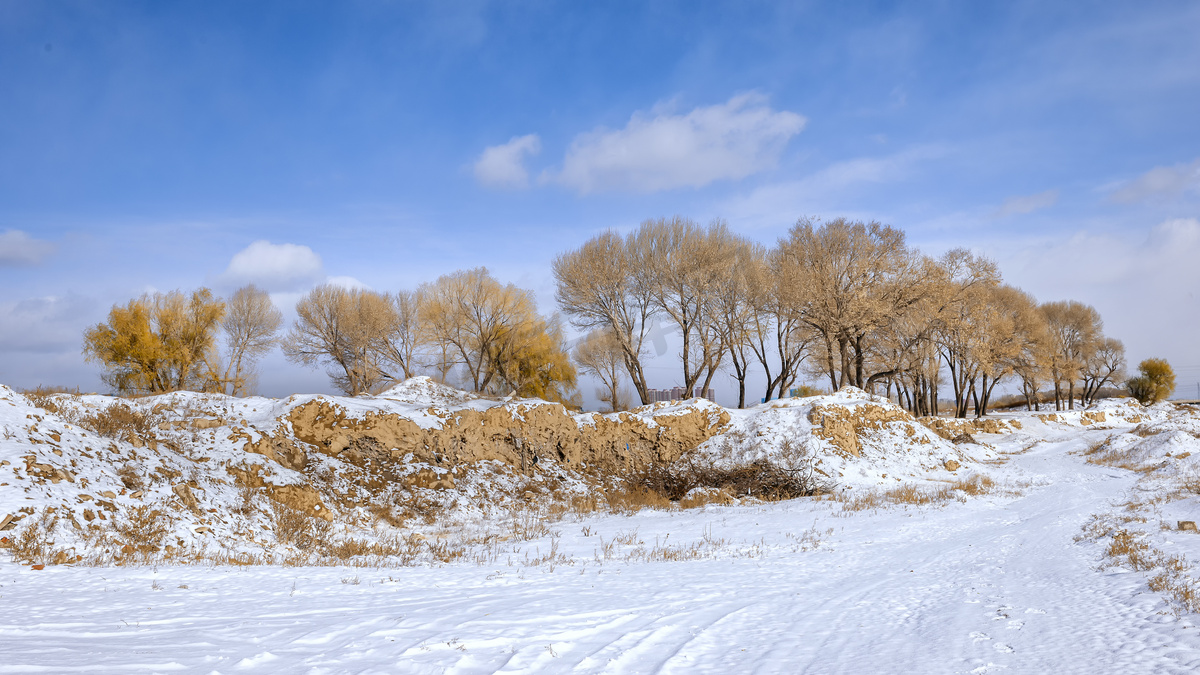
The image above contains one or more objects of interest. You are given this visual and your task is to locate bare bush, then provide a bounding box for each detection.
[270,501,318,548]
[73,402,160,441]
[635,457,835,503]
[113,505,173,559]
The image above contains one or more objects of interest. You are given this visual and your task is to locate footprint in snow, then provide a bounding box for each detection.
[1024,608,1046,615]
[993,643,1015,653]
[970,632,991,643]
[1006,620,1024,631]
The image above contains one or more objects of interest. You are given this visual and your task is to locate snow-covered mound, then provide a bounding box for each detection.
[692,387,993,488]
[1,380,1034,567]
[1084,401,1200,478]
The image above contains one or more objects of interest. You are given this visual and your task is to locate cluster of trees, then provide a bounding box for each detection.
[83,285,281,396]
[280,268,576,402]
[555,216,1135,417]
[84,269,577,403]
[82,217,1173,418]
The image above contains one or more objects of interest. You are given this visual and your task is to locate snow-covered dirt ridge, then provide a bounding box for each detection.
[3,392,1200,672]
[1,379,991,566]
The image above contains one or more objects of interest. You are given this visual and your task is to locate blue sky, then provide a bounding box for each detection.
[3,1,1200,403]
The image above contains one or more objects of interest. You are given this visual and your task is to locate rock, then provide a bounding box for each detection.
[242,432,308,472]
[944,459,961,472]
[31,564,44,570]
[951,433,977,445]
[194,526,212,535]
[171,483,201,513]
[1179,521,1197,531]
[99,490,116,499]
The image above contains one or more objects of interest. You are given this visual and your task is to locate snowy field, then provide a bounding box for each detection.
[5,414,1200,674]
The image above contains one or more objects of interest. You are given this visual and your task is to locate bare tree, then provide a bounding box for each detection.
[574,328,630,411]
[554,231,659,404]
[710,238,765,408]
[419,267,575,399]
[215,284,283,396]
[1040,300,1102,410]
[282,285,395,395]
[1080,337,1126,406]
[372,290,422,380]
[776,217,932,390]
[632,217,740,399]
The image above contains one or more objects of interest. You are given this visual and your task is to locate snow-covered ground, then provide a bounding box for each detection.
[4,406,1200,674]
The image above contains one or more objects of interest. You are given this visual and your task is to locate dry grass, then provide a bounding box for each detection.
[70,402,161,442]
[112,505,173,560]
[1180,473,1200,495]
[7,510,69,565]
[1080,517,1200,615]
[116,464,145,491]
[832,474,999,514]
[950,474,996,496]
[269,500,329,549]
[20,386,81,414]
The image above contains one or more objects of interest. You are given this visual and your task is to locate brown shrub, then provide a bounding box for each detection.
[634,457,834,503]
[270,500,319,548]
[76,403,161,441]
[8,510,62,565]
[116,464,145,491]
[112,505,173,558]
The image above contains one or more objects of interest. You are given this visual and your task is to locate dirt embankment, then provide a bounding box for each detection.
[920,416,1023,440]
[808,403,918,456]
[274,399,731,476]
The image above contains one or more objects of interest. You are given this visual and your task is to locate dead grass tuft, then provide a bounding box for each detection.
[950,474,996,496]
[116,464,145,491]
[112,505,173,559]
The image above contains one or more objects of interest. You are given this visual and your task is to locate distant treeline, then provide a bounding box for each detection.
[79,217,1150,419]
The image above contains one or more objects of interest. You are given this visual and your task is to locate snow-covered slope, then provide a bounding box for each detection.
[2,381,1006,566]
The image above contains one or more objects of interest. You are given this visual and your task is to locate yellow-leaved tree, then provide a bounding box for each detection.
[83,288,225,394]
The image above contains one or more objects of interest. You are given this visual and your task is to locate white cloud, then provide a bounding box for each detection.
[325,276,369,290]
[473,134,542,189]
[1110,159,1200,203]
[220,241,325,292]
[995,189,1059,217]
[0,230,56,266]
[547,93,807,194]
[994,218,1200,372]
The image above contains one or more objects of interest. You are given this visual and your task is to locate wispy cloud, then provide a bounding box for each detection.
[1110,159,1200,203]
[995,189,1059,217]
[473,134,542,189]
[719,144,949,228]
[0,230,56,266]
[545,93,806,194]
